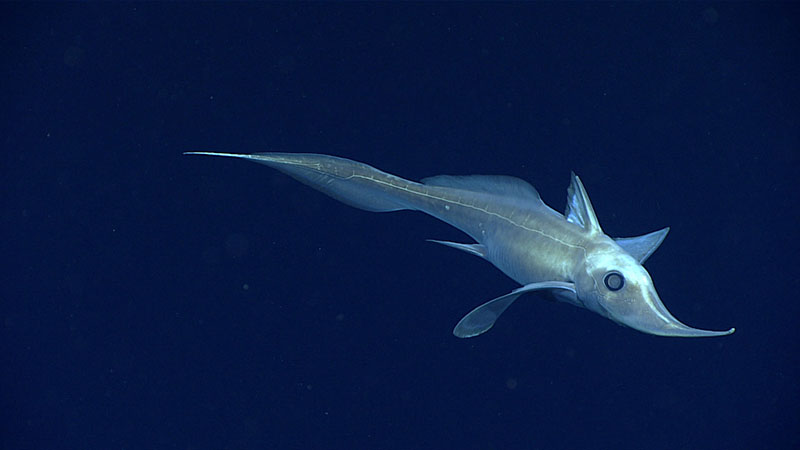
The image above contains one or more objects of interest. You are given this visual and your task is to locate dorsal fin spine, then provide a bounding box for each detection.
[564,172,603,234]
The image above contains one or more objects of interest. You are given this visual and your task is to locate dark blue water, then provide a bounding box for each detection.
[3,4,798,449]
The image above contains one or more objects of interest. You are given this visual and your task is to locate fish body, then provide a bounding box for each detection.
[187,152,734,338]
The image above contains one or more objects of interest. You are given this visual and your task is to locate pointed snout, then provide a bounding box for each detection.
[608,287,735,338]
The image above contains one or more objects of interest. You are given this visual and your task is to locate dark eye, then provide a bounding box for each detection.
[604,271,625,291]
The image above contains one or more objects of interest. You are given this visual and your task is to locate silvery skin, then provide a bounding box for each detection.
[187,152,734,338]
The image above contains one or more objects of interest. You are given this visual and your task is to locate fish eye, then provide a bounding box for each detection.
[603,271,625,291]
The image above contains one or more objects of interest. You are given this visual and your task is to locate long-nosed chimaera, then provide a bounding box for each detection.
[187,152,734,338]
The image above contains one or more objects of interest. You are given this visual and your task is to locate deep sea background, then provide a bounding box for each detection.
[2,3,798,450]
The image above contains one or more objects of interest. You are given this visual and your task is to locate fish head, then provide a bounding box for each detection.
[574,239,734,337]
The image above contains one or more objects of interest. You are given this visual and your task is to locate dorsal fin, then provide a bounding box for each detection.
[564,172,603,234]
[422,174,541,203]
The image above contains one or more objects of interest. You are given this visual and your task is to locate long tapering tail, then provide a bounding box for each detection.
[185,152,418,212]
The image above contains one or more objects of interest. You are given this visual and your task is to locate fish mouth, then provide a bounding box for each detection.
[609,289,735,338]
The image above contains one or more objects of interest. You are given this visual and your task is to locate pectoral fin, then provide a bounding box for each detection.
[453,281,576,338]
[614,227,669,264]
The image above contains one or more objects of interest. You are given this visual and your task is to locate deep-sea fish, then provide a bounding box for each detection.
[187,152,734,338]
